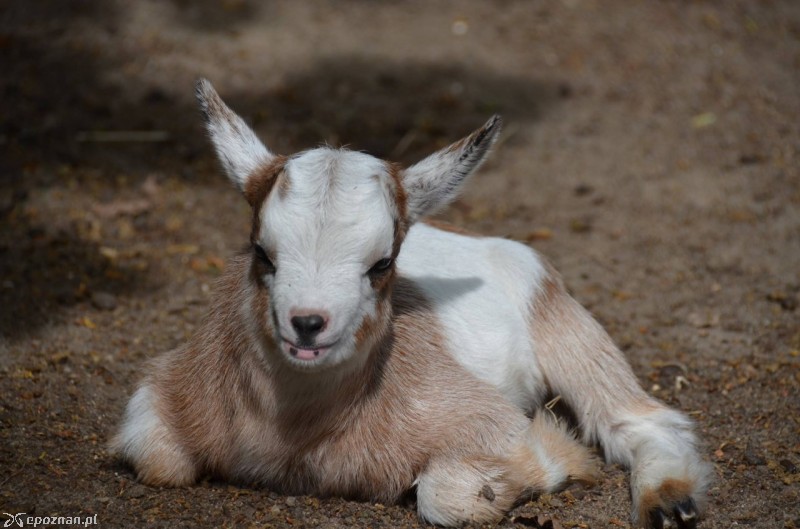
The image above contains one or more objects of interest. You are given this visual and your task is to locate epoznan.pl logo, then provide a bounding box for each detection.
[3,514,25,528]
[3,513,98,527]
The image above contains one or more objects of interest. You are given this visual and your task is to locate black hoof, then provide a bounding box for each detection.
[647,508,675,529]
[647,497,699,529]
[673,498,698,529]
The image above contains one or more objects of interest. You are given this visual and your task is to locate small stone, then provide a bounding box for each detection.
[91,291,118,311]
[285,496,297,507]
[780,459,798,474]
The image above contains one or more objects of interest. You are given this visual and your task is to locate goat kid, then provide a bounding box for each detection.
[112,79,711,528]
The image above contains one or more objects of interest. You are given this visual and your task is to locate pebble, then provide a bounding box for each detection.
[780,459,798,474]
[659,364,686,379]
[91,291,118,311]
[285,496,297,507]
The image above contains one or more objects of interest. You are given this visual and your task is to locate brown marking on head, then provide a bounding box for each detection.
[366,163,410,299]
[386,161,408,230]
[244,155,288,206]
[368,265,395,292]
[245,155,288,235]
[248,243,277,289]
[381,164,411,299]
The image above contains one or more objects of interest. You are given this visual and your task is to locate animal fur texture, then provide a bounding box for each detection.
[112,79,711,528]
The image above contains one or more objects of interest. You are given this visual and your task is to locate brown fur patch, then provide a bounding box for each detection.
[245,155,288,240]
[386,161,407,221]
[353,295,390,353]
[636,478,695,526]
[507,413,599,494]
[244,156,287,207]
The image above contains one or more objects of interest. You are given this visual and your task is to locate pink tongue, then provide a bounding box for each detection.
[295,348,320,360]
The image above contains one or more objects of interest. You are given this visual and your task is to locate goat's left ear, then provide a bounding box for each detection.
[195,78,274,192]
[402,115,502,222]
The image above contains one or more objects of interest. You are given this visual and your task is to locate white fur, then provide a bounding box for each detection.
[258,149,396,371]
[112,385,195,485]
[398,224,549,410]
[196,78,273,190]
[402,115,501,220]
[116,385,161,458]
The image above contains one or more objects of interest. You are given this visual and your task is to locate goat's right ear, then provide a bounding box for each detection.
[195,78,273,191]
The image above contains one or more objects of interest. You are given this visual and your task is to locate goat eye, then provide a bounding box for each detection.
[368,257,393,276]
[253,244,276,273]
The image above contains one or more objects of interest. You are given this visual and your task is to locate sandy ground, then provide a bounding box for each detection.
[1,1,799,527]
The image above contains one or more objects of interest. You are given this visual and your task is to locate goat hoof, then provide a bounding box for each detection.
[646,497,698,529]
[673,498,698,528]
[647,508,675,529]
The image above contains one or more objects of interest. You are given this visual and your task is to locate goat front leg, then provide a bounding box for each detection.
[416,413,597,527]
[531,274,712,528]
[110,384,199,487]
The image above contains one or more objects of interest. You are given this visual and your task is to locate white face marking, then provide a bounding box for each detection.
[258,149,397,370]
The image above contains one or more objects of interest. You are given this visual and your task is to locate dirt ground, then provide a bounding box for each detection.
[1,1,799,528]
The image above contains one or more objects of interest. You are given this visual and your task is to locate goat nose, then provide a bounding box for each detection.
[290,314,326,342]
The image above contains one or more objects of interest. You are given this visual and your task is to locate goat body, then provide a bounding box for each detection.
[113,80,711,528]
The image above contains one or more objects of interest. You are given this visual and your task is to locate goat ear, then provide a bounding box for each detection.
[195,78,273,191]
[401,115,502,222]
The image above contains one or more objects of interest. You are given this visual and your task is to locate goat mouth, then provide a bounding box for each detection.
[281,339,335,362]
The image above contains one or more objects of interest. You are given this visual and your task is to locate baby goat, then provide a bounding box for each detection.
[112,79,711,528]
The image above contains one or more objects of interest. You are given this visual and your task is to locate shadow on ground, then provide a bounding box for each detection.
[0,207,149,342]
[1,1,560,340]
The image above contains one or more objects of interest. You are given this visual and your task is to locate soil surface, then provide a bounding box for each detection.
[2,1,799,528]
